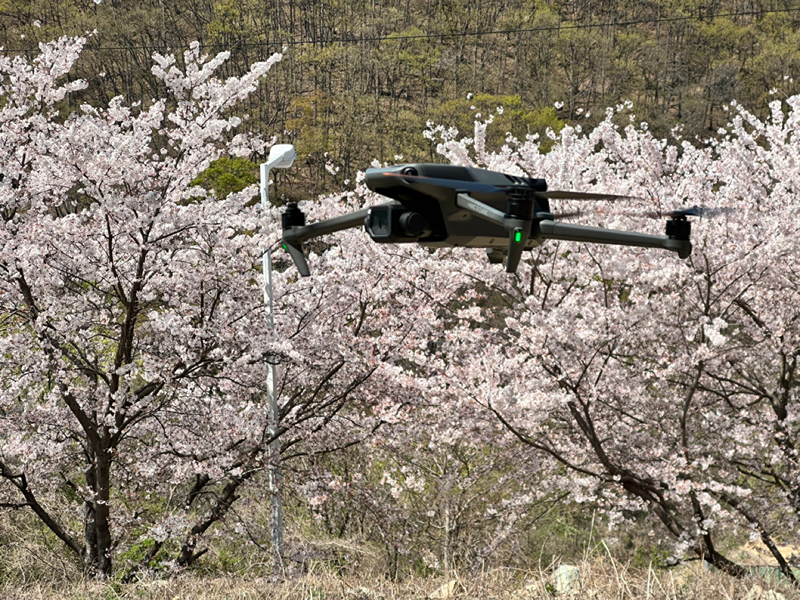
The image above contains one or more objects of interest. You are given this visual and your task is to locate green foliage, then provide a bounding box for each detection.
[191,156,258,200]
[209,543,245,574]
[207,0,243,44]
[380,27,441,91]
[631,544,671,570]
[740,14,800,107]
[521,507,596,561]
[430,94,565,150]
[116,537,170,572]
[286,92,332,158]
[697,18,751,58]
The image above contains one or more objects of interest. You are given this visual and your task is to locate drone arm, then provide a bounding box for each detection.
[283,242,310,277]
[281,208,371,277]
[456,193,534,272]
[283,208,371,244]
[538,220,692,259]
[456,193,506,226]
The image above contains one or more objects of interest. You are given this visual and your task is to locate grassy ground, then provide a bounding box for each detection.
[2,556,799,600]
[3,507,799,599]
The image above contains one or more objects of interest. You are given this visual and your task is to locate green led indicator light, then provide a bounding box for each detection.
[514,230,523,243]
[282,243,288,250]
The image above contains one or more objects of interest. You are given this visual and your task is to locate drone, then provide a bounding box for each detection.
[281,163,695,276]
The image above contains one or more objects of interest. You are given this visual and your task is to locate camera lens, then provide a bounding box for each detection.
[399,211,425,236]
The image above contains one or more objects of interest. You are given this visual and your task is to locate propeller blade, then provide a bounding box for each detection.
[283,241,310,277]
[627,205,735,219]
[552,210,585,219]
[539,190,641,201]
[667,205,735,218]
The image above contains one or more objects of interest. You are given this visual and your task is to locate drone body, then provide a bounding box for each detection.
[281,164,693,276]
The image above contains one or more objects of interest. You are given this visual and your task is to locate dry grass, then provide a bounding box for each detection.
[2,557,799,600]
[3,510,800,599]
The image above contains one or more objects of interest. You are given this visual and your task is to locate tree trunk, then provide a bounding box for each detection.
[82,453,99,575]
[85,438,113,578]
[95,445,113,576]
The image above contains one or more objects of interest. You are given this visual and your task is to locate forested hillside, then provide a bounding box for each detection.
[2,0,799,197]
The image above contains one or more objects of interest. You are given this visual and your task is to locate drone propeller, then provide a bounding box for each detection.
[630,205,735,219]
[539,190,640,201]
[667,205,735,218]
[551,209,586,219]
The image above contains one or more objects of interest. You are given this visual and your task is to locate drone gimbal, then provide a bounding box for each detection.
[281,164,693,276]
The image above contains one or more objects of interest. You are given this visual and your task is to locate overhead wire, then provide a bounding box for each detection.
[3,5,800,53]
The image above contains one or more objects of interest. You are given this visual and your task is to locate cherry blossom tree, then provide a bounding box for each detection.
[0,37,433,579]
[397,101,800,580]
[0,36,288,577]
[293,99,800,581]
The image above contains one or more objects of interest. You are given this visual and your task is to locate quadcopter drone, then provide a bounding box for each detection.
[281,163,695,276]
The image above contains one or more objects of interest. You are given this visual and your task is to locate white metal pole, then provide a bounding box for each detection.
[260,162,283,565]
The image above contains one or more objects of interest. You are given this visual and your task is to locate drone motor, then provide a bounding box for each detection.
[665,216,691,240]
[282,203,305,229]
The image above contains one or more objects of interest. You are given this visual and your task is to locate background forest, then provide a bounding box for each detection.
[3,2,800,599]
[3,0,800,196]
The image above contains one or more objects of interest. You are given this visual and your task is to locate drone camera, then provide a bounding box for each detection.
[366,205,428,242]
[665,217,691,240]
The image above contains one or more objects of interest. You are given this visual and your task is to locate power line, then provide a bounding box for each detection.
[4,5,800,53]
[289,6,800,46]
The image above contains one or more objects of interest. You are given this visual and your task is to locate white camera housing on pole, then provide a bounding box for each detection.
[265,143,297,170]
